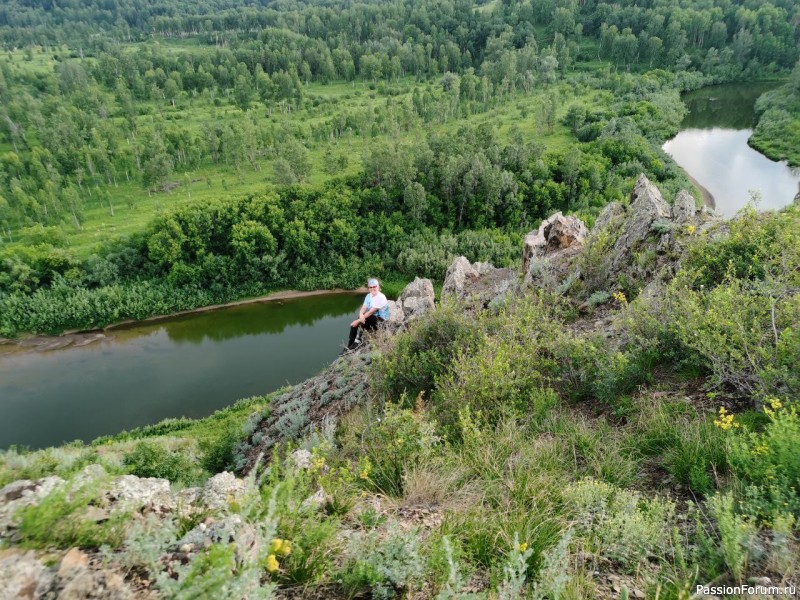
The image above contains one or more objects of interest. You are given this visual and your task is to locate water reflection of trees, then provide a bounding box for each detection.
[682,83,775,130]
[161,295,361,344]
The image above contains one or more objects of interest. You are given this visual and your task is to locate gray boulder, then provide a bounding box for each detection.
[442,256,478,303]
[672,190,697,223]
[201,471,246,511]
[522,212,588,273]
[106,475,173,512]
[0,551,55,599]
[442,256,517,307]
[178,514,262,562]
[610,174,671,272]
[397,277,435,321]
[0,476,65,535]
[594,202,625,231]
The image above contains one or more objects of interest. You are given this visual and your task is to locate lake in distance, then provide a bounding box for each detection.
[663,82,800,217]
[0,293,363,449]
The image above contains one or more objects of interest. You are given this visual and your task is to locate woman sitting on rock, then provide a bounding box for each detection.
[344,278,389,352]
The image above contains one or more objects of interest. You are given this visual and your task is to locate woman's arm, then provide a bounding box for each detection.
[359,306,377,321]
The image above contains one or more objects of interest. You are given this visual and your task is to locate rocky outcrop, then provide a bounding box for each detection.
[519,175,720,299]
[522,212,589,290]
[0,548,135,600]
[609,174,672,272]
[594,201,625,231]
[441,256,477,302]
[0,476,65,535]
[201,472,246,511]
[389,277,436,324]
[442,257,517,307]
[106,475,173,512]
[239,349,373,474]
[672,189,697,223]
[522,212,588,273]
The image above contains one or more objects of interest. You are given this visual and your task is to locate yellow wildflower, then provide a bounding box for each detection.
[613,291,627,304]
[360,469,370,480]
[686,224,696,235]
[713,406,739,430]
[265,554,279,573]
[516,542,528,552]
[269,538,292,557]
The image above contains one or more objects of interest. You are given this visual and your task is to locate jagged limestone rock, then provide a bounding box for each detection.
[0,476,65,535]
[442,256,478,303]
[201,472,245,511]
[521,212,589,291]
[239,350,372,474]
[0,547,134,600]
[672,190,697,223]
[178,514,262,562]
[522,212,589,273]
[610,174,672,272]
[396,277,435,320]
[58,548,90,578]
[106,475,173,512]
[442,256,517,307]
[0,551,56,599]
[594,201,625,231]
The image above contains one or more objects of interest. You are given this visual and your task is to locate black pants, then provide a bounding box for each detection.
[348,315,383,347]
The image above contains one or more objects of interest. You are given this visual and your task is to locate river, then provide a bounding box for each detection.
[0,293,363,449]
[663,82,800,218]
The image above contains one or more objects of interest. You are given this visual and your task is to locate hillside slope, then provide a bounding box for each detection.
[1,176,798,599]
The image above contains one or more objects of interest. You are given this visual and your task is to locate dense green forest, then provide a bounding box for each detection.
[0,0,798,335]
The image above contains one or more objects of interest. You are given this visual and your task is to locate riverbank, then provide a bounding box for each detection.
[0,287,367,355]
[686,171,716,210]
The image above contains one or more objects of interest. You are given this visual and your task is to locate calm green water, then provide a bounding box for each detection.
[0,293,363,449]
[663,82,800,217]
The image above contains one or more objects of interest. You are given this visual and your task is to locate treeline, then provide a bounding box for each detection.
[750,59,800,166]
[2,0,798,74]
[0,181,522,336]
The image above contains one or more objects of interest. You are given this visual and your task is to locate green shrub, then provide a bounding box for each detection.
[122,441,200,484]
[564,479,675,572]
[551,333,655,405]
[707,492,756,583]
[669,277,800,399]
[199,428,240,473]
[377,306,483,401]
[435,296,568,428]
[361,402,440,496]
[586,290,611,308]
[729,400,800,521]
[279,520,338,585]
[340,525,426,600]
[686,207,790,288]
